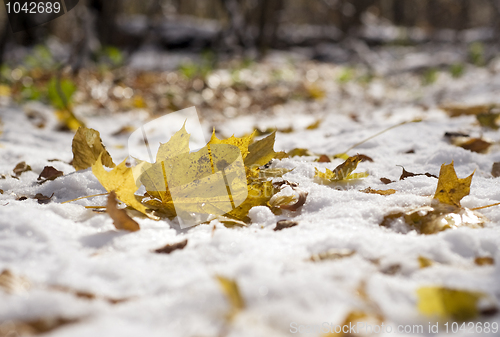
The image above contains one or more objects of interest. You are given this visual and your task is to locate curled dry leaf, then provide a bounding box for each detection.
[310,248,355,262]
[154,239,188,254]
[381,204,485,235]
[459,138,491,153]
[72,126,115,171]
[106,191,140,232]
[315,155,368,183]
[13,161,31,176]
[274,219,298,231]
[316,154,331,162]
[361,187,396,195]
[417,287,496,321]
[399,167,437,180]
[37,166,63,181]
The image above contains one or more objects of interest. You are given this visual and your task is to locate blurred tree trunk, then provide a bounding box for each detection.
[256,0,284,57]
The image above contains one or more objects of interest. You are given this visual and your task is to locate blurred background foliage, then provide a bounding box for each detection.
[0,0,499,128]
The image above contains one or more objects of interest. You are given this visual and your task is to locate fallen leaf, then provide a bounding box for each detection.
[381,204,485,234]
[418,256,433,268]
[380,177,393,184]
[441,104,494,117]
[13,161,31,176]
[72,127,115,171]
[492,162,500,177]
[476,112,500,129]
[417,287,489,321]
[310,248,355,262]
[287,148,313,157]
[106,191,140,232]
[474,257,494,266]
[208,129,255,160]
[315,155,368,183]
[306,119,322,130]
[357,154,374,162]
[361,187,396,195]
[111,125,136,136]
[216,276,245,320]
[0,317,79,336]
[93,154,151,217]
[316,154,331,162]
[244,131,286,167]
[399,167,437,180]
[154,239,188,254]
[37,166,63,181]
[274,219,298,231]
[459,138,491,153]
[34,193,54,204]
[433,162,474,207]
[0,270,30,294]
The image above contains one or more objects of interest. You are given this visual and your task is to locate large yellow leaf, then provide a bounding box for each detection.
[155,123,190,162]
[244,131,286,167]
[72,127,115,171]
[208,130,255,160]
[92,153,150,216]
[433,162,474,207]
[417,287,484,321]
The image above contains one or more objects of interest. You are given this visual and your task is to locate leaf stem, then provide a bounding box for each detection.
[61,193,109,204]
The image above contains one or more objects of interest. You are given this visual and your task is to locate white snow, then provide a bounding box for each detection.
[1,59,500,337]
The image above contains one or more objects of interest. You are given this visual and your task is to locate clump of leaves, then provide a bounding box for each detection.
[381,162,487,234]
[72,123,295,227]
[444,132,492,153]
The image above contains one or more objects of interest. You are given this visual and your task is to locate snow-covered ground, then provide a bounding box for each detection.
[1,54,500,337]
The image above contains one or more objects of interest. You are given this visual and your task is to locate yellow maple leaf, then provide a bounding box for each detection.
[417,287,485,321]
[315,155,368,183]
[72,127,115,171]
[244,131,286,167]
[208,130,255,160]
[92,153,150,217]
[433,162,474,207]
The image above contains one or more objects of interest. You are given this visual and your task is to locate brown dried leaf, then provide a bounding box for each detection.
[34,193,54,204]
[492,162,500,178]
[441,104,494,117]
[475,257,494,266]
[37,166,63,181]
[72,126,115,171]
[399,167,437,180]
[13,161,31,176]
[106,191,140,232]
[380,177,394,184]
[154,239,188,254]
[316,154,331,162]
[274,219,298,231]
[361,187,396,195]
[459,138,491,153]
